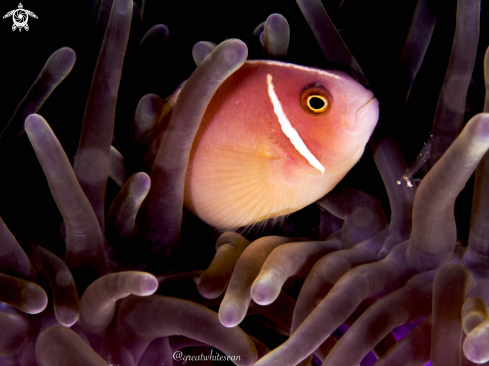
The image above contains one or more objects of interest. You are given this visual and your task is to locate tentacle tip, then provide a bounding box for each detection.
[198,288,221,300]
[250,283,276,306]
[266,13,289,28]
[133,172,151,191]
[155,24,169,39]
[137,274,159,295]
[24,291,48,314]
[56,47,76,64]
[197,279,224,299]
[24,114,45,134]
[252,22,265,38]
[220,39,248,66]
[469,113,489,141]
[55,306,80,327]
[193,41,212,50]
[218,308,242,328]
[463,337,489,364]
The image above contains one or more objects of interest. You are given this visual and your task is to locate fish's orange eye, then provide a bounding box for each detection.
[301,87,331,115]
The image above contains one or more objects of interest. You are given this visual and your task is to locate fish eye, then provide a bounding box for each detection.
[307,95,327,112]
[300,87,331,115]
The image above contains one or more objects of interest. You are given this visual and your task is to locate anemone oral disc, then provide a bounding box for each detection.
[266,73,325,174]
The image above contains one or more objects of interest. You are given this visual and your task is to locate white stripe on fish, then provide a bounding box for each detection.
[266,73,325,174]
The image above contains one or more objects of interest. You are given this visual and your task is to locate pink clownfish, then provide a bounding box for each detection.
[154,60,379,231]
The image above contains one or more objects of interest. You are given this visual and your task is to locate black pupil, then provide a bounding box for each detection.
[309,97,325,110]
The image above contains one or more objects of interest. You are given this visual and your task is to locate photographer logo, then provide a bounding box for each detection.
[3,3,38,31]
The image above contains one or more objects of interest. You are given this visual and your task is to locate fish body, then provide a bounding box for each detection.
[159,60,378,230]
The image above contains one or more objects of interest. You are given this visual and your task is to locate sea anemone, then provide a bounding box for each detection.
[1,0,489,365]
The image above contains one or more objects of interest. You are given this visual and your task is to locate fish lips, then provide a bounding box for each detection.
[345,92,379,133]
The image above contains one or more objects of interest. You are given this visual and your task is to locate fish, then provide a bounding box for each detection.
[152,60,379,231]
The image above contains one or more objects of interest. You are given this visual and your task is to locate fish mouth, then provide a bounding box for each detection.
[353,95,379,131]
[359,96,376,110]
[344,93,379,131]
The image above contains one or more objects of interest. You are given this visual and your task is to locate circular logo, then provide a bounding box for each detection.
[12,9,28,28]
